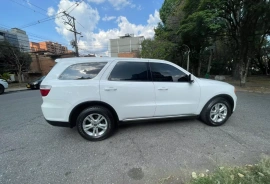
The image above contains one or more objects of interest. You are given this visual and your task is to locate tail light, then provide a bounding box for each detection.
[40,85,51,97]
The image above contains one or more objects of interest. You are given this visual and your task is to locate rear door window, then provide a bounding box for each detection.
[108,62,149,81]
[59,62,107,80]
[150,62,188,82]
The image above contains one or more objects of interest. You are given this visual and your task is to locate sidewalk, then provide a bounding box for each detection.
[5,83,28,93]
[223,75,270,94]
[5,87,28,93]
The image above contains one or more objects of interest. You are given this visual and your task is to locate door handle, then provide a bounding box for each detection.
[104,87,117,91]
[157,87,168,90]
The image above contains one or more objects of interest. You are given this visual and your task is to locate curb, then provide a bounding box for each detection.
[5,88,29,93]
[235,89,270,94]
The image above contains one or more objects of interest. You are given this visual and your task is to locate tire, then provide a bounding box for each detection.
[77,106,115,141]
[200,97,232,126]
[0,84,4,95]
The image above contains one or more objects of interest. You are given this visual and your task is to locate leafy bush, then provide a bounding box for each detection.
[1,72,10,81]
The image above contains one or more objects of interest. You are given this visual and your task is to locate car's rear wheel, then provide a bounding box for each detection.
[200,97,232,126]
[0,84,4,95]
[77,106,115,141]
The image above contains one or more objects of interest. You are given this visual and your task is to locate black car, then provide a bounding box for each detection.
[26,76,45,89]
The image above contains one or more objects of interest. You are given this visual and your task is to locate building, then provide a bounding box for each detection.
[27,50,75,80]
[0,29,21,50]
[30,41,68,55]
[9,28,30,52]
[109,34,144,57]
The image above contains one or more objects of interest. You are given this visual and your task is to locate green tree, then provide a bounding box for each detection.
[141,38,177,61]
[199,0,270,85]
[0,41,32,83]
[177,0,224,76]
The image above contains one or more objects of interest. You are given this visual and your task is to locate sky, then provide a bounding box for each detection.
[0,0,164,56]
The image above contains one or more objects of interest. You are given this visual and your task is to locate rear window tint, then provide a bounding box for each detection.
[59,62,107,80]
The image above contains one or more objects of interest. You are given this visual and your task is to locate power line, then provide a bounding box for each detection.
[0,24,69,47]
[76,20,85,29]
[8,0,48,17]
[67,0,84,14]
[18,1,79,29]
[21,0,47,12]
[20,15,64,29]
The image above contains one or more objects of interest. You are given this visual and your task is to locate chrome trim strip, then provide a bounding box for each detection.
[122,114,197,122]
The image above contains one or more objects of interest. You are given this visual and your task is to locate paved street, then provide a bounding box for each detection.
[0,90,270,184]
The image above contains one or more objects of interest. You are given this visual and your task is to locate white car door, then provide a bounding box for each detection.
[150,61,201,117]
[100,60,156,120]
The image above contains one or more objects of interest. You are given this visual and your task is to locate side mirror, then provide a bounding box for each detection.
[188,74,194,83]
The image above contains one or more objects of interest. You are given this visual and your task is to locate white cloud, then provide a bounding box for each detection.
[54,0,100,41]
[102,15,116,21]
[108,0,135,10]
[54,0,161,56]
[47,7,56,16]
[87,0,106,4]
[147,10,161,26]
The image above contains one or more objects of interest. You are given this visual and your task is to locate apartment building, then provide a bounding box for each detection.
[30,41,68,54]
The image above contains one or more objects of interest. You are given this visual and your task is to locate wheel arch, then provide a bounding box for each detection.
[69,101,119,128]
[200,94,234,114]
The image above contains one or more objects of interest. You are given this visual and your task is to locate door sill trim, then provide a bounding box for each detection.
[122,114,197,122]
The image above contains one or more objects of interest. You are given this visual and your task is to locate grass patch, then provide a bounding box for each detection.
[190,156,270,184]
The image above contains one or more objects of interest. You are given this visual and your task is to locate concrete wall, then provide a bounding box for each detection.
[29,53,76,77]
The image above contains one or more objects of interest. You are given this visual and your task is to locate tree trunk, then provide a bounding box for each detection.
[197,60,201,77]
[17,71,22,83]
[232,62,239,80]
[207,49,213,73]
[197,50,202,77]
[240,58,250,87]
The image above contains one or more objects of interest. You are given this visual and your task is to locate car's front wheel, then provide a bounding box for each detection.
[77,106,115,141]
[200,97,232,126]
[0,84,4,95]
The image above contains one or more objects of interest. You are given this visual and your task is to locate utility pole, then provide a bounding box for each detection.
[62,11,81,57]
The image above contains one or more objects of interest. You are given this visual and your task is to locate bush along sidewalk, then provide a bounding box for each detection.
[190,156,270,184]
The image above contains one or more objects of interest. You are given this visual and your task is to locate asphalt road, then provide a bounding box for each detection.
[0,90,270,184]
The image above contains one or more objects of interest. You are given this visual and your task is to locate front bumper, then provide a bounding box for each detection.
[45,119,71,127]
[2,82,8,89]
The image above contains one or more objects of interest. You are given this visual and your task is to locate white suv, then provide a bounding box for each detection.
[41,58,237,141]
[0,79,8,95]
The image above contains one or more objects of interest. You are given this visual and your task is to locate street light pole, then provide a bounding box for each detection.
[182,44,190,71]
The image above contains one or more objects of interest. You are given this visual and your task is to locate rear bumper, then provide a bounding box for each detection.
[26,84,39,89]
[46,119,70,127]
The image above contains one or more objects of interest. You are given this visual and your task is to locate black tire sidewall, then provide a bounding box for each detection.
[77,107,114,141]
[202,97,232,126]
[0,85,4,95]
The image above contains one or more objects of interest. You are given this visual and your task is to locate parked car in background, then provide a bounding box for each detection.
[40,58,237,141]
[0,79,8,95]
[27,76,46,89]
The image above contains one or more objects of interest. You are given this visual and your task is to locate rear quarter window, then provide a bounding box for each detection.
[59,62,107,80]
